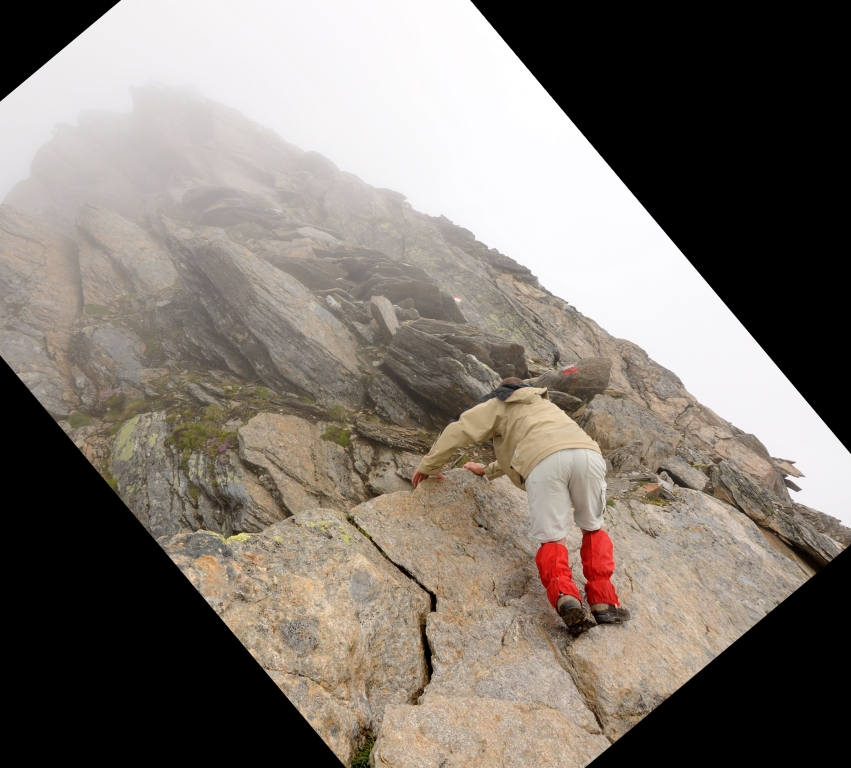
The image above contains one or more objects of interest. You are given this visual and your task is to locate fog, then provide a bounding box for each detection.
[2,0,847,524]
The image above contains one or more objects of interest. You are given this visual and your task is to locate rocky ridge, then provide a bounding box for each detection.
[2,84,847,767]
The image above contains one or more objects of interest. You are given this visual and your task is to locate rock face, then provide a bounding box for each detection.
[577,394,682,472]
[166,226,364,406]
[0,206,81,416]
[353,471,805,759]
[709,461,841,567]
[793,503,851,548]
[237,412,368,515]
[77,204,179,303]
[163,511,431,765]
[373,696,607,768]
[1,83,842,767]
[382,326,499,419]
[111,411,287,539]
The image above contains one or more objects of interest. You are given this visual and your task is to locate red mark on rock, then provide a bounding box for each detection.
[561,366,579,376]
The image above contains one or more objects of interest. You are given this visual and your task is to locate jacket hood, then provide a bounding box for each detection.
[504,386,549,404]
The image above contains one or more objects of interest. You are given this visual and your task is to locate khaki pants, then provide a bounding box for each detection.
[525,448,607,543]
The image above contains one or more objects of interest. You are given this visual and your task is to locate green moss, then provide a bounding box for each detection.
[106,399,149,429]
[166,420,237,460]
[454,453,471,468]
[68,411,92,429]
[256,386,270,399]
[326,405,348,422]
[84,304,110,316]
[273,536,283,543]
[321,426,351,447]
[142,335,165,362]
[103,393,126,411]
[351,737,374,768]
[645,496,670,507]
[227,533,251,543]
[188,484,201,503]
[606,498,617,508]
[202,405,225,421]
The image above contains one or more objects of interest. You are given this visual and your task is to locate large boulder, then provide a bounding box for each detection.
[76,204,179,303]
[576,394,681,472]
[530,357,612,402]
[369,295,400,344]
[162,511,431,766]
[382,326,499,419]
[237,412,368,515]
[0,205,81,416]
[658,455,709,491]
[166,226,364,406]
[351,471,805,754]
[366,372,432,429]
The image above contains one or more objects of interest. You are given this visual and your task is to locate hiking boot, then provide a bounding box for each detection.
[557,595,596,635]
[590,603,631,624]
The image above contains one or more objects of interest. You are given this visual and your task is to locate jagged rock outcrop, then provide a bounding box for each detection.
[709,461,841,567]
[382,325,500,419]
[166,225,364,405]
[1,83,843,768]
[793,503,851,548]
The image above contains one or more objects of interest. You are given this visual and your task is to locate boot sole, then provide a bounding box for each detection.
[559,605,597,635]
[592,611,631,625]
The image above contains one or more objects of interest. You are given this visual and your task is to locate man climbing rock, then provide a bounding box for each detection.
[411,377,630,634]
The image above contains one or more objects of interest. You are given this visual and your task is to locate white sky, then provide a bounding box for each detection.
[2,0,848,525]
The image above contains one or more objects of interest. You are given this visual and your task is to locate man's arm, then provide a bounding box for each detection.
[415,399,499,476]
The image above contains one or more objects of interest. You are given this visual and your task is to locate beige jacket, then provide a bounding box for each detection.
[416,387,602,490]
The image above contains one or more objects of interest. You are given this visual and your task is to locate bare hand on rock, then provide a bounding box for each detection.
[463,462,486,476]
[412,470,446,488]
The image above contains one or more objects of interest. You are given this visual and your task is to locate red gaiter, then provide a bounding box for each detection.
[535,542,582,608]
[580,529,619,606]
[535,531,621,609]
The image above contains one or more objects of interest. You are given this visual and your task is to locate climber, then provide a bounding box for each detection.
[411,377,630,634]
